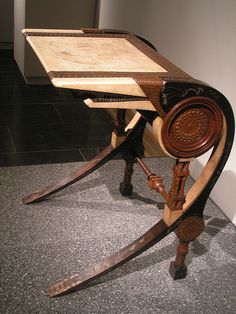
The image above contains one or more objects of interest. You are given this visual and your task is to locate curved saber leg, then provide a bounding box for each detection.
[48,113,232,298]
[48,219,171,297]
[22,145,120,204]
[22,113,145,204]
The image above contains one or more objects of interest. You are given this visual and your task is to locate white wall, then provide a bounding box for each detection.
[99,0,236,224]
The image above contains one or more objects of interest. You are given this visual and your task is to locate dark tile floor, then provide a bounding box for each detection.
[0,50,114,166]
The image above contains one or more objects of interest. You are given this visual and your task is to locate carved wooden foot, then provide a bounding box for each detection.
[169,216,205,280]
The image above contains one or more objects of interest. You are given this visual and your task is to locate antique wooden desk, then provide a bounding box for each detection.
[22,28,234,297]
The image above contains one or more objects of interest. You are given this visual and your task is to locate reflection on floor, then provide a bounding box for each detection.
[0,49,114,166]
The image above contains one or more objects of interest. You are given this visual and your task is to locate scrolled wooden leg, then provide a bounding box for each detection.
[169,216,205,280]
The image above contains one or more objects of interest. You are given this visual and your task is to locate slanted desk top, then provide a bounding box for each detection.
[23,28,191,113]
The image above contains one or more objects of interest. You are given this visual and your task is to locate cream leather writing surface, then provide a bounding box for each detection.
[26,36,167,73]
[22,28,169,96]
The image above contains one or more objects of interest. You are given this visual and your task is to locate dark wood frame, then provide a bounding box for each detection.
[22,29,235,297]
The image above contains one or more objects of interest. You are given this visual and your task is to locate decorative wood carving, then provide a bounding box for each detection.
[176,216,205,242]
[167,160,190,211]
[161,96,223,158]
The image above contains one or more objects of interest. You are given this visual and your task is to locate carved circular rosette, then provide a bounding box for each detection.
[176,216,205,242]
[161,96,223,158]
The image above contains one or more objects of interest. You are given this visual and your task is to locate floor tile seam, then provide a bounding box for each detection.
[52,103,66,124]
[0,81,20,84]
[0,100,81,106]
[79,147,104,155]
[0,102,74,107]
[79,149,92,161]
[7,122,83,128]
[0,55,14,58]
[0,85,24,89]
[80,147,104,151]
[7,122,108,129]
[0,70,18,73]
[0,148,83,154]
[0,122,62,127]
[6,126,16,153]
[49,100,84,104]
[4,136,106,152]
[0,161,84,167]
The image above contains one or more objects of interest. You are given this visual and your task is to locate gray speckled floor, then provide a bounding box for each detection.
[0,158,236,314]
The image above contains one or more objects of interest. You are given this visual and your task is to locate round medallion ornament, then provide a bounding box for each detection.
[161,97,223,158]
[176,216,205,242]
